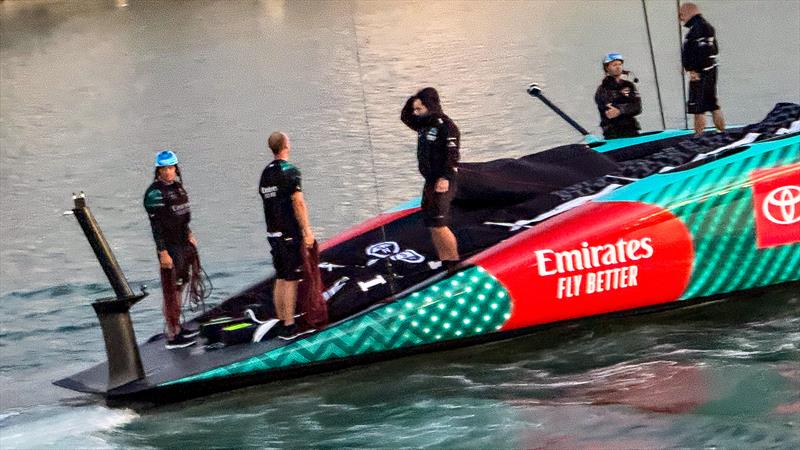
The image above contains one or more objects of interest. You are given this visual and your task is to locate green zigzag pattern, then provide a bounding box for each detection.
[604,140,800,299]
[165,266,510,385]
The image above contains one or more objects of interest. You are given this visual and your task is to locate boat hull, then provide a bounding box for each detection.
[55,119,800,404]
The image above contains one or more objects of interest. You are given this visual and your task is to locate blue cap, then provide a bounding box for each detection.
[155,149,178,167]
[602,52,624,65]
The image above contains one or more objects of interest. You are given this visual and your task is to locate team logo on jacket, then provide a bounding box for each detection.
[366,241,425,264]
[426,128,438,141]
[751,163,800,249]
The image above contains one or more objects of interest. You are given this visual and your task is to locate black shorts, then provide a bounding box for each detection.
[421,181,456,228]
[268,235,303,281]
[687,67,719,114]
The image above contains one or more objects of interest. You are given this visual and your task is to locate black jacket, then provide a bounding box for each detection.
[594,76,641,138]
[401,91,460,183]
[143,180,191,251]
[682,14,719,72]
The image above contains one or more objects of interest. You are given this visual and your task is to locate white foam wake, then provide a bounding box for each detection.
[0,405,138,450]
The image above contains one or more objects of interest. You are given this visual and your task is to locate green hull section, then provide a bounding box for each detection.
[601,138,800,299]
[165,266,511,385]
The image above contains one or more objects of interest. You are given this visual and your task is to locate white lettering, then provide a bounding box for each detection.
[536,237,655,277]
[358,275,386,292]
[639,238,654,259]
[260,186,278,199]
[535,250,558,276]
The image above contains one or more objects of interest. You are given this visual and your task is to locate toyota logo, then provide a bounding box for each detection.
[762,185,800,225]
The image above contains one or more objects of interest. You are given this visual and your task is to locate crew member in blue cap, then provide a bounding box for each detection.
[143,150,199,349]
[594,53,642,139]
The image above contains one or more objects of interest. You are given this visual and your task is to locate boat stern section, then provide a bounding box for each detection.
[162,266,511,385]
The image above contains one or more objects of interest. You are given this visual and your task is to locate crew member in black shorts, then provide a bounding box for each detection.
[680,2,725,135]
[144,149,199,349]
[259,131,316,340]
[401,87,460,268]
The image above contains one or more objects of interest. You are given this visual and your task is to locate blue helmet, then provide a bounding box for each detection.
[155,149,178,167]
[602,52,624,65]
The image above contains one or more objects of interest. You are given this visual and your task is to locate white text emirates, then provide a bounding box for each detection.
[534,238,654,299]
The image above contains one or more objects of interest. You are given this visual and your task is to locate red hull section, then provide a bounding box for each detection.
[471,202,695,330]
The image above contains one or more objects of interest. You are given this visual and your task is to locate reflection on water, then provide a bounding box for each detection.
[1,0,799,448]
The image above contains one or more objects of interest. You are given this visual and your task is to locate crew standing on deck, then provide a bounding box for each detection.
[259,132,317,340]
[594,53,642,139]
[143,150,199,349]
[680,2,725,135]
[401,87,461,269]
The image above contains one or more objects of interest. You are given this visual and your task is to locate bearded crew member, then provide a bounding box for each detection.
[259,131,316,341]
[401,87,461,269]
[594,52,642,139]
[143,150,199,349]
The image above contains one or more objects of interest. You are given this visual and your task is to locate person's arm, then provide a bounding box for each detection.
[596,85,621,120]
[143,187,173,268]
[291,191,314,247]
[682,26,707,73]
[694,25,717,71]
[616,84,642,117]
[401,96,425,131]
[595,85,612,119]
[432,119,460,192]
[286,166,314,246]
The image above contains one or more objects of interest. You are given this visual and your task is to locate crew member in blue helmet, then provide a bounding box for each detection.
[401,87,460,269]
[143,150,199,349]
[259,132,317,340]
[594,53,642,139]
[680,2,725,135]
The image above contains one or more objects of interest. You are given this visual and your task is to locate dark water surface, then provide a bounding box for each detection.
[2,1,799,448]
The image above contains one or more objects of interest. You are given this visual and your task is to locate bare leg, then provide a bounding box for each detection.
[282,281,298,326]
[273,279,298,326]
[711,109,725,132]
[693,113,706,135]
[273,280,285,322]
[430,226,459,262]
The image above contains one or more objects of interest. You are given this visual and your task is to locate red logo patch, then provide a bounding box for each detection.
[750,163,800,249]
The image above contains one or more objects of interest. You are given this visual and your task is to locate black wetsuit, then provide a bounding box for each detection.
[259,159,303,280]
[682,14,720,114]
[594,76,642,139]
[401,93,460,227]
[143,179,193,280]
[144,178,193,333]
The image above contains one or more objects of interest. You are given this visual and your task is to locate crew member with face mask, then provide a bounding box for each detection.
[401,87,460,269]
